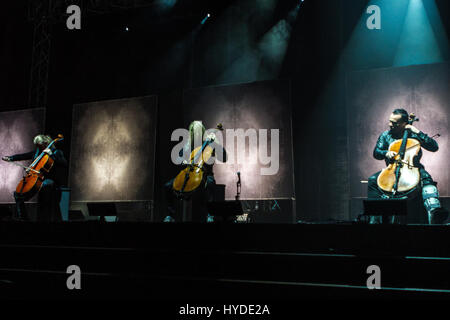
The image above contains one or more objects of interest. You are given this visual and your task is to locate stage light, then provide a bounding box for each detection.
[295,0,304,9]
[257,3,301,75]
[201,13,211,25]
[125,26,129,32]
[157,0,177,12]
[217,0,300,84]
[393,0,445,66]
[343,0,447,69]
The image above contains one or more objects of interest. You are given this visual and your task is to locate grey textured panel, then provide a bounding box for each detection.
[347,63,449,198]
[183,80,294,200]
[69,96,157,201]
[0,108,45,203]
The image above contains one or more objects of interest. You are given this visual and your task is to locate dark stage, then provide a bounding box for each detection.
[1,221,450,301]
[1,0,450,308]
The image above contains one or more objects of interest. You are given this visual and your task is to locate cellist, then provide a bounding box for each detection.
[2,134,67,221]
[163,121,227,223]
[367,109,447,224]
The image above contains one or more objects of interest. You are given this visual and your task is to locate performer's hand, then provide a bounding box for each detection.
[2,156,11,162]
[386,151,397,160]
[181,160,189,165]
[206,132,216,142]
[43,148,53,156]
[405,124,420,134]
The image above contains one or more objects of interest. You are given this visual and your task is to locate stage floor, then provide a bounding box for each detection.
[1,222,449,300]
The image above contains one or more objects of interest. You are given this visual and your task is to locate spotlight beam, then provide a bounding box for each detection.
[201,13,211,25]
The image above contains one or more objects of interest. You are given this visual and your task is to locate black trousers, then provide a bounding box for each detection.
[14,179,62,222]
[367,168,435,223]
[164,175,216,222]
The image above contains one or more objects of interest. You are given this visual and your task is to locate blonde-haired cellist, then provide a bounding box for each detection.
[2,134,67,221]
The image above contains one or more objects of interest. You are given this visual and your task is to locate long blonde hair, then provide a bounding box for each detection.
[188,121,205,148]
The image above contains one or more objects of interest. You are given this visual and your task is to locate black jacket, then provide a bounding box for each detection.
[9,147,68,186]
[373,130,438,168]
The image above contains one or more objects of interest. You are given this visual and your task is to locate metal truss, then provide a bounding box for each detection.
[26,0,160,108]
[28,0,161,22]
[28,0,53,108]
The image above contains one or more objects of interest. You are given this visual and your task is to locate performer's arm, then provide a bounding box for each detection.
[416,131,439,152]
[405,124,439,152]
[5,151,35,162]
[373,133,388,160]
[51,149,68,167]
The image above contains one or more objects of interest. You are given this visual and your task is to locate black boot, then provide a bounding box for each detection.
[13,192,29,221]
[429,207,449,225]
[15,202,29,221]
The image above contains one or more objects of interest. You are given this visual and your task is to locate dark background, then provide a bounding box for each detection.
[0,0,448,222]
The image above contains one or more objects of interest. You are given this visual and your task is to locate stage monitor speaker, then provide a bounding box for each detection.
[207,200,243,223]
[363,199,407,224]
[68,210,85,221]
[87,202,118,222]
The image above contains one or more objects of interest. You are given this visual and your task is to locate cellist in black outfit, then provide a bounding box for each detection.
[2,134,67,221]
[367,109,448,224]
[164,121,227,222]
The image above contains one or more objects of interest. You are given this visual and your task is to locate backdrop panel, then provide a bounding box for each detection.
[183,80,295,200]
[69,96,157,201]
[347,63,449,198]
[0,108,45,203]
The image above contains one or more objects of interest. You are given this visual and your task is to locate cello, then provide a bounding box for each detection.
[15,134,64,200]
[377,114,420,195]
[172,123,223,198]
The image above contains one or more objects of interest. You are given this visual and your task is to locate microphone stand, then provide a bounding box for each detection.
[235,172,241,201]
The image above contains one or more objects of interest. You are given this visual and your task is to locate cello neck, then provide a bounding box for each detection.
[398,113,418,159]
[397,129,409,160]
